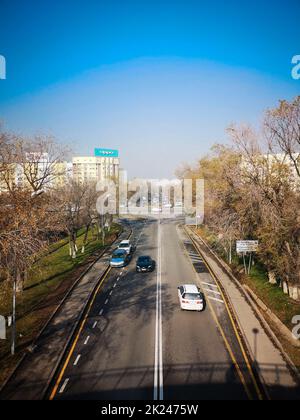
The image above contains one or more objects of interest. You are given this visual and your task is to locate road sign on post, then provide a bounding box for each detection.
[236,240,259,254]
[236,240,259,275]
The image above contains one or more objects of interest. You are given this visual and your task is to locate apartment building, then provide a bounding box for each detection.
[72,148,120,184]
[0,155,72,193]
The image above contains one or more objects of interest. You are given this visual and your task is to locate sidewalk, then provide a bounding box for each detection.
[0,227,130,400]
[187,227,300,400]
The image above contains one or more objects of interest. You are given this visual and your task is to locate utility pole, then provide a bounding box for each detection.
[11,274,16,355]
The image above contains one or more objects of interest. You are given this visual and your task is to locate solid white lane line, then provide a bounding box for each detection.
[154,238,159,400]
[84,336,90,345]
[208,296,224,304]
[73,355,81,366]
[203,288,222,296]
[59,378,69,394]
[159,224,164,401]
[92,321,98,329]
[202,281,218,288]
[154,219,163,401]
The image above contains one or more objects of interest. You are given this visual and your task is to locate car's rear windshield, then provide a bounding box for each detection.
[138,257,150,263]
[113,250,126,257]
[183,293,201,300]
[119,244,128,248]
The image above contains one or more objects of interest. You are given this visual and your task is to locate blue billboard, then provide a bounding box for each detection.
[95,148,119,158]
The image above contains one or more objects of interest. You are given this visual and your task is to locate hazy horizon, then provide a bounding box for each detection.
[0,0,299,178]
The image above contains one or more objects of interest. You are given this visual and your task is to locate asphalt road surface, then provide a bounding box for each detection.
[51,218,264,400]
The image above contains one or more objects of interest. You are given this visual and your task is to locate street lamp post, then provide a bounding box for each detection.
[11,273,16,355]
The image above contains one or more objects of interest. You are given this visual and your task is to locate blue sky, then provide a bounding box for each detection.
[0,0,299,177]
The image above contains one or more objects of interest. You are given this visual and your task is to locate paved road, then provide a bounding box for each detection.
[51,218,264,400]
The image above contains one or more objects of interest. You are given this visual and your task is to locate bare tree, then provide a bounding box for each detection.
[265,96,300,178]
[57,180,86,259]
[80,182,97,253]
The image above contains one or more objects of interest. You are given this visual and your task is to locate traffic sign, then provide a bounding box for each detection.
[236,240,259,253]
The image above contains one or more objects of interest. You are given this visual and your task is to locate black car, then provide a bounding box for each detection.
[136,256,156,273]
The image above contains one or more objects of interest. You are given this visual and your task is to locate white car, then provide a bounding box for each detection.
[177,285,205,312]
[117,240,133,254]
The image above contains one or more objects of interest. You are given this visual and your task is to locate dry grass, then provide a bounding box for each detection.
[0,224,121,387]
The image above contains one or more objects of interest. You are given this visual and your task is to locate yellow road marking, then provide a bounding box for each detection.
[49,228,134,400]
[186,227,266,401]
[49,267,112,400]
[181,226,255,400]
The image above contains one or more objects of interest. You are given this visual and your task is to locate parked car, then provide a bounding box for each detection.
[110,249,131,268]
[117,240,133,255]
[136,256,156,273]
[177,284,205,312]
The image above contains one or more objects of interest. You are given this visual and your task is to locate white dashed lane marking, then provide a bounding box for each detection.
[84,336,90,345]
[92,321,98,329]
[59,378,69,394]
[73,355,81,366]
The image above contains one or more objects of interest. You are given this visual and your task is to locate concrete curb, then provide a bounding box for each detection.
[0,225,125,397]
[44,226,133,399]
[243,284,300,384]
[244,285,300,349]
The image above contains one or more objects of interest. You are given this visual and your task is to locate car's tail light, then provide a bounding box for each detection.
[182,300,189,304]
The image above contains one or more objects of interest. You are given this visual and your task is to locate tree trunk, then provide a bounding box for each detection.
[81,224,90,254]
[268,271,277,285]
[16,268,26,293]
[282,280,289,295]
[71,232,77,259]
[289,285,300,301]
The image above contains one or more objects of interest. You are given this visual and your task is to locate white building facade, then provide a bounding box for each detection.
[73,148,120,184]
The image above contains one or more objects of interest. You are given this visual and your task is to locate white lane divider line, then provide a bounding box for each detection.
[59,378,69,394]
[104,299,109,305]
[92,321,98,329]
[73,355,81,366]
[99,309,103,316]
[154,219,164,401]
[202,281,218,288]
[109,290,113,296]
[203,288,222,296]
[208,296,224,304]
[113,283,117,288]
[84,336,90,345]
